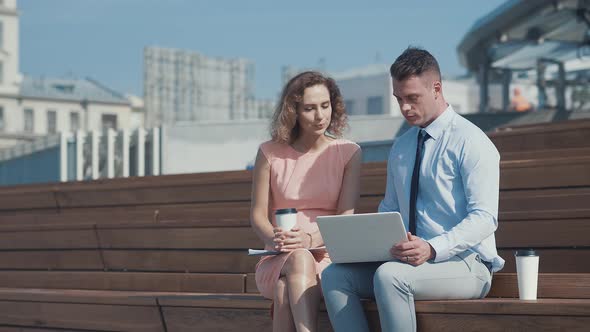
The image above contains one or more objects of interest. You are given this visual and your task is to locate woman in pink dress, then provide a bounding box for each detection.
[250,71,362,332]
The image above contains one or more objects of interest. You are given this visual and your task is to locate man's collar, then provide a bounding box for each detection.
[421,105,455,140]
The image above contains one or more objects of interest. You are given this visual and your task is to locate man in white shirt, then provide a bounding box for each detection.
[321,47,504,332]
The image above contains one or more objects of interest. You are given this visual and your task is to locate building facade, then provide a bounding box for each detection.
[0,0,139,150]
[144,46,261,126]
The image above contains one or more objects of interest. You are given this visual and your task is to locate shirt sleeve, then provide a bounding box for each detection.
[428,134,500,262]
[378,144,400,213]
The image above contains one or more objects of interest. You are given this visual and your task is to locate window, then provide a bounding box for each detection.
[101,114,118,130]
[344,100,355,115]
[47,110,57,134]
[367,96,384,115]
[53,84,75,94]
[70,112,80,131]
[24,108,34,133]
[0,106,4,131]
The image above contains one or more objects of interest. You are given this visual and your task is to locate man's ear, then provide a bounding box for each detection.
[433,80,442,99]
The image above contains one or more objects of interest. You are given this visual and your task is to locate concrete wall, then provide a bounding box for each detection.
[161,116,406,174]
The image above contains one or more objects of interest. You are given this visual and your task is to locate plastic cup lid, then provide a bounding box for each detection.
[515,249,538,257]
[275,208,297,215]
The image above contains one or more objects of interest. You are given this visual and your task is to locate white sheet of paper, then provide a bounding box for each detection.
[247,247,326,256]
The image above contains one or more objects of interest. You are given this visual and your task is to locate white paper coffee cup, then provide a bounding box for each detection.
[515,249,539,300]
[275,208,297,231]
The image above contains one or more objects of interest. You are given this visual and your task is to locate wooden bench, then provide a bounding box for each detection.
[0,120,588,331]
[489,118,590,152]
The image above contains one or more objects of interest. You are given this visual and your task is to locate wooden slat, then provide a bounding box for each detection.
[163,307,273,332]
[0,300,164,332]
[98,226,262,249]
[246,273,258,293]
[0,327,87,332]
[0,189,57,211]
[416,298,590,316]
[155,201,251,222]
[0,208,155,228]
[55,182,253,208]
[0,271,246,293]
[159,293,590,316]
[0,288,157,305]
[0,227,98,249]
[102,250,258,273]
[492,118,590,132]
[499,187,590,213]
[490,119,590,152]
[501,147,590,160]
[417,313,590,332]
[500,157,590,189]
[160,294,590,331]
[1,188,585,229]
[498,249,590,273]
[158,293,271,309]
[162,307,338,332]
[0,251,103,270]
[488,273,590,299]
[495,219,590,248]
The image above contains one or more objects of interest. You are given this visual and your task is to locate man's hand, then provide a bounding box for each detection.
[390,232,436,266]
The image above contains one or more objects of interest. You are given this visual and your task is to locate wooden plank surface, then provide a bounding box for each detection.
[97,226,262,249]
[0,271,246,293]
[246,273,258,293]
[0,190,57,211]
[0,227,98,249]
[501,147,590,160]
[163,307,273,332]
[102,250,258,273]
[498,249,590,273]
[495,219,590,247]
[500,157,590,189]
[0,288,157,305]
[488,273,590,299]
[0,327,88,332]
[0,300,164,332]
[0,251,103,270]
[55,182,253,208]
[417,313,590,332]
[415,298,590,316]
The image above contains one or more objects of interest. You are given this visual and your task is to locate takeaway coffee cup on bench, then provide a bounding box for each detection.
[515,249,539,300]
[275,208,297,232]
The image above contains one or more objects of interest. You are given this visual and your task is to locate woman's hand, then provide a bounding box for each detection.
[273,226,311,252]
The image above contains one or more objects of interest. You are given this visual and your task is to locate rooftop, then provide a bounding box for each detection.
[20,76,130,105]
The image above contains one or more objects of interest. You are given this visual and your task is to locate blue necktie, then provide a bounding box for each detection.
[409,130,428,236]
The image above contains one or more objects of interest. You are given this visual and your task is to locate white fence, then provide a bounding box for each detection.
[0,127,161,186]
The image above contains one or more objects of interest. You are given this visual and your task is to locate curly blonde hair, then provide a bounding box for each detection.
[271,71,348,144]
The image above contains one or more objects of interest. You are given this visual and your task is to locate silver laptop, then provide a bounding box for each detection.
[316,212,407,263]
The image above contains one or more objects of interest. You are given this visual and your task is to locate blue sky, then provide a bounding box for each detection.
[18,0,506,99]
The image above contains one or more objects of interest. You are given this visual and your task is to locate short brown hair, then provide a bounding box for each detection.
[271,71,347,144]
[390,47,441,82]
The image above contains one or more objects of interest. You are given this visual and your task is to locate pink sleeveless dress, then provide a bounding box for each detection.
[254,138,360,299]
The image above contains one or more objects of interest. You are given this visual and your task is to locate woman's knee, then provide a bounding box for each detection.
[283,249,316,275]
